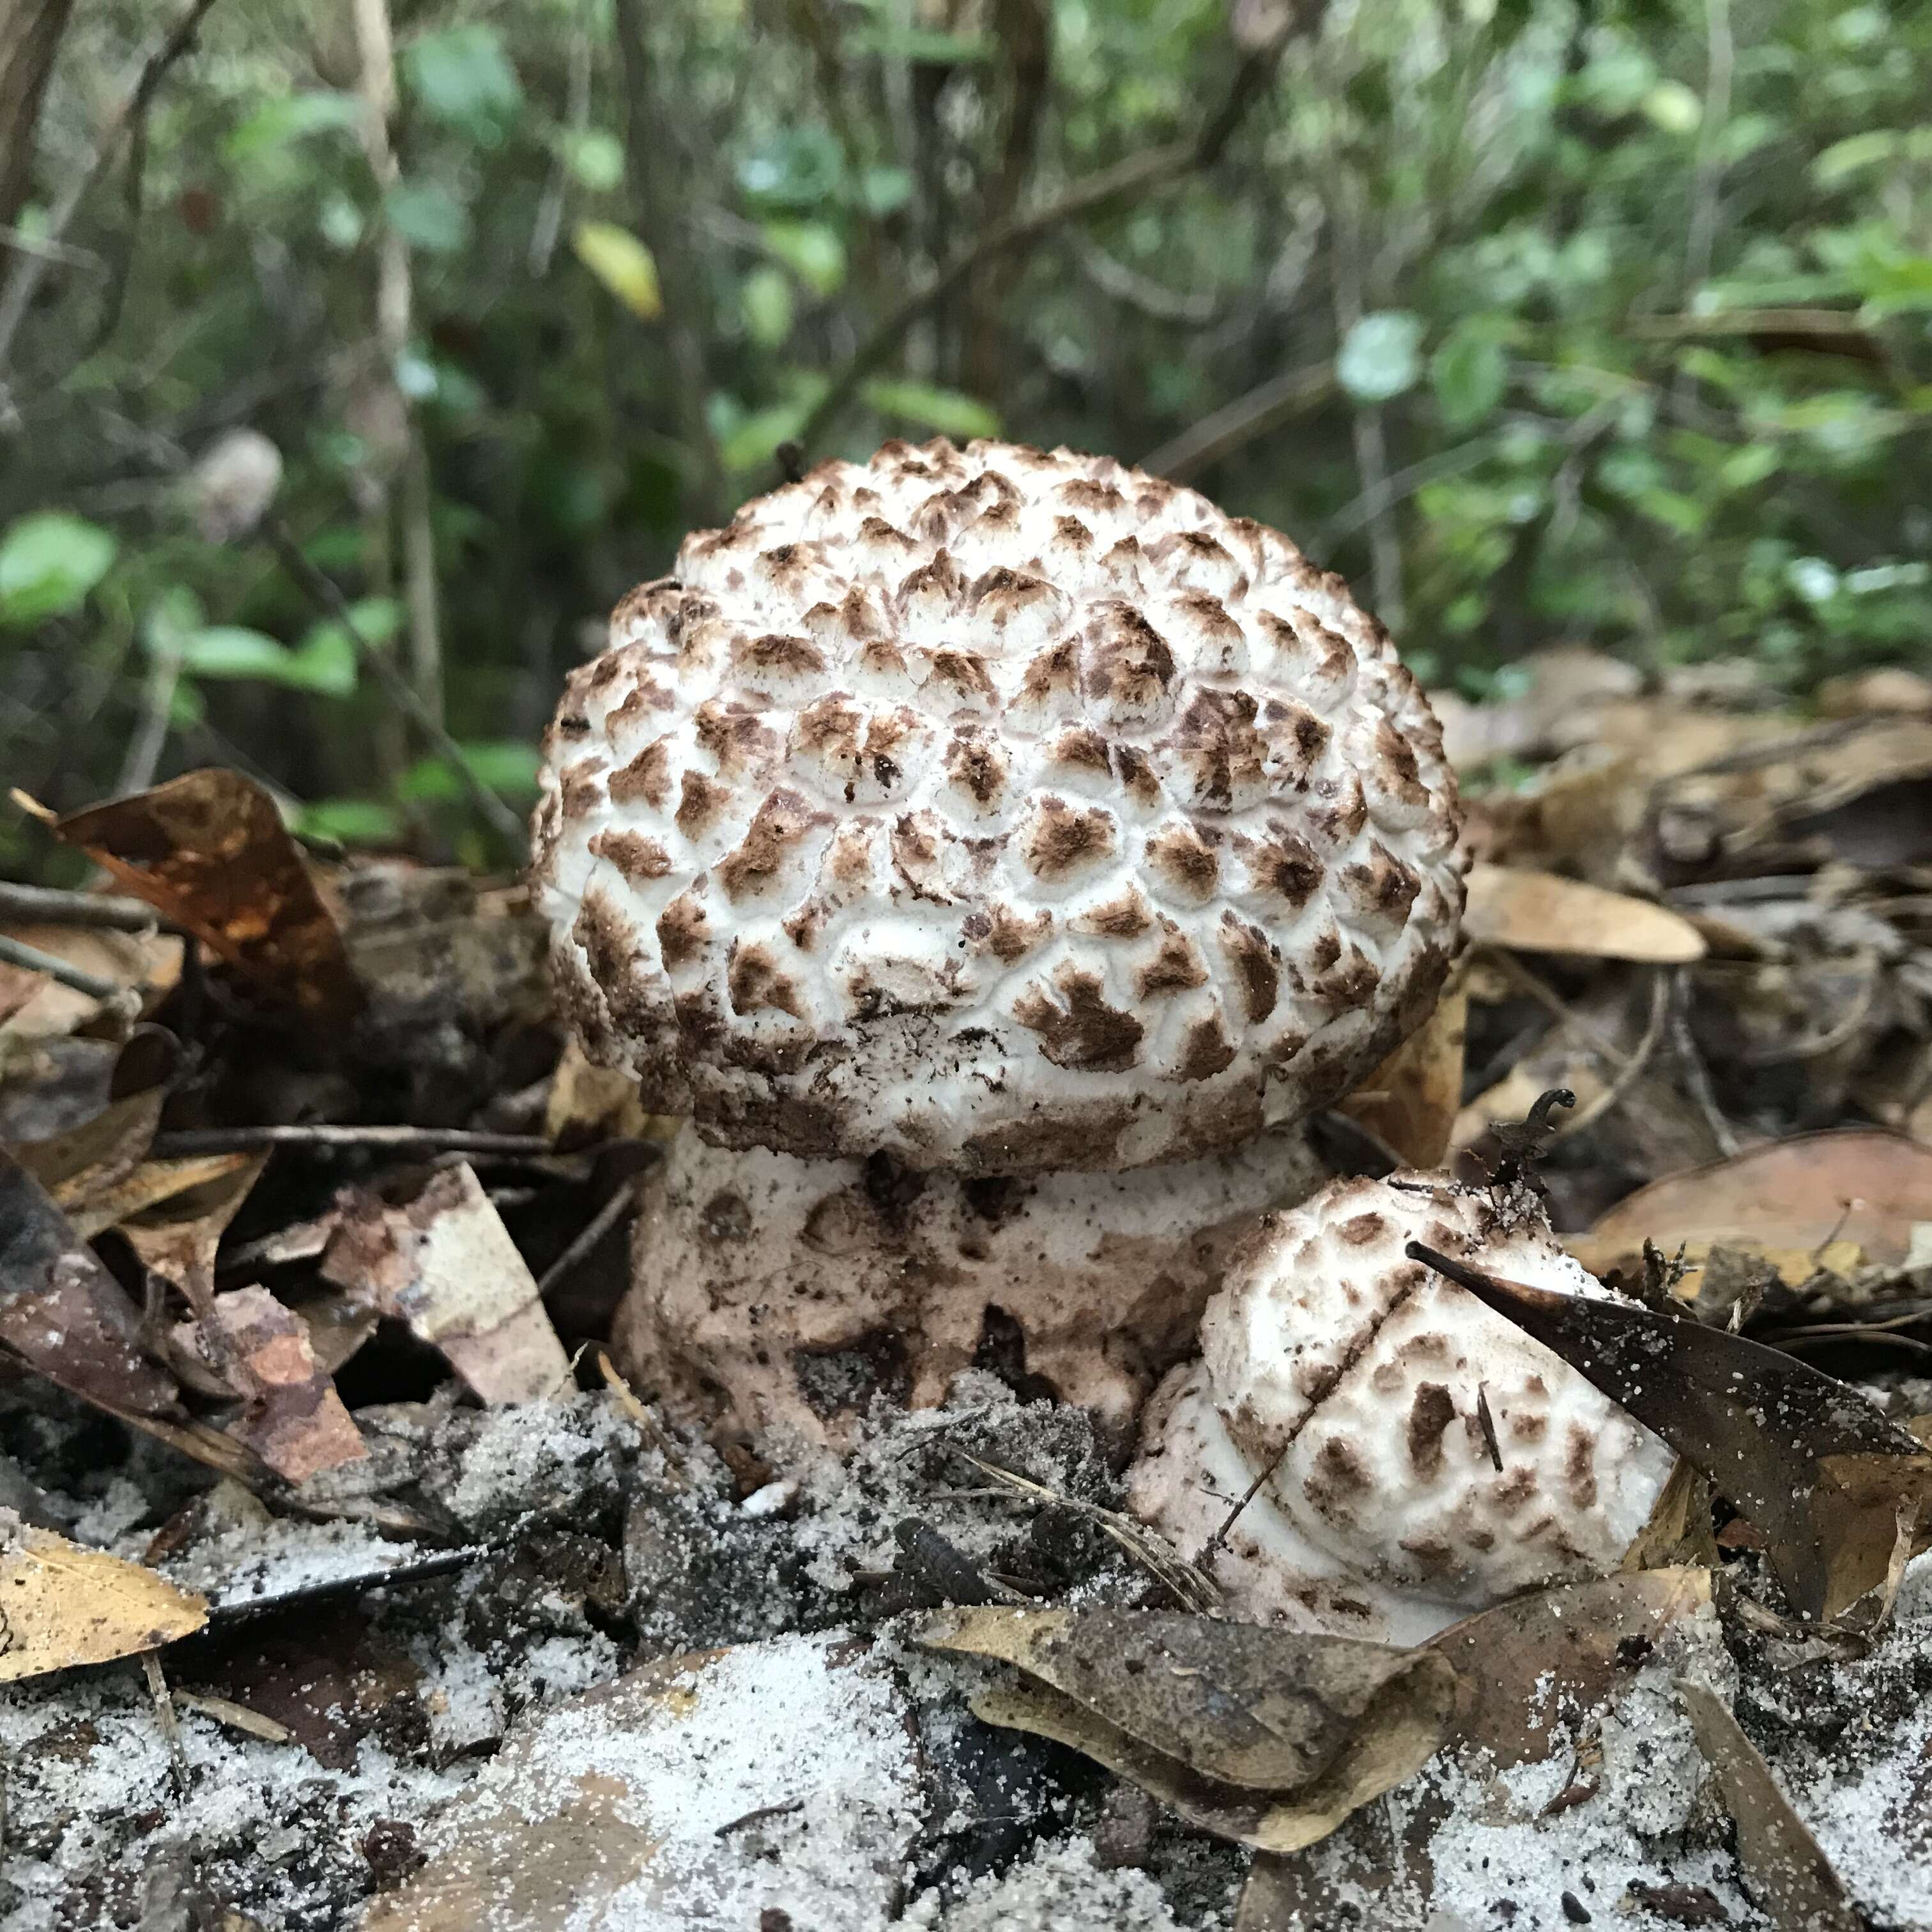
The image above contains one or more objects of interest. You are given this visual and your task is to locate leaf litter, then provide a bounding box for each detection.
[6,687,1932,1928]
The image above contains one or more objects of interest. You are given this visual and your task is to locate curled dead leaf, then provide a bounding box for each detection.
[917,1606,1460,1853]
[0,1522,207,1682]
[52,769,362,1022]
[201,1285,367,1483]
[1407,1241,1932,1621]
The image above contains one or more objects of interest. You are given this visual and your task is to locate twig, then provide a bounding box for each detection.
[1332,210,1402,626]
[141,1652,188,1797]
[0,932,127,1000]
[594,1345,691,1489]
[0,0,220,407]
[528,2,594,276]
[0,225,100,270]
[1668,967,1741,1158]
[949,1445,1220,1613]
[118,617,183,795]
[794,20,1311,458]
[1139,360,1335,484]
[1071,233,1219,326]
[0,881,163,930]
[1209,1441,1290,1553]
[537,1180,641,1295]
[1558,969,1673,1138]
[150,1124,553,1158]
[1740,952,1882,1066]
[258,517,528,850]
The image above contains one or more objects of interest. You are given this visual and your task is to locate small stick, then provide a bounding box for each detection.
[150,1124,553,1158]
[537,1179,639,1295]
[594,1346,689,1489]
[0,882,165,931]
[142,1651,188,1796]
[1667,968,1741,1158]
[0,933,128,1002]
[1209,1442,1289,1553]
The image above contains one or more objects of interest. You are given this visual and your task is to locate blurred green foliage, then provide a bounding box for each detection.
[0,0,1926,874]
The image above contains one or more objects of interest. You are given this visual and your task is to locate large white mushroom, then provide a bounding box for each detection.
[1128,1174,1679,1643]
[532,437,1465,1456]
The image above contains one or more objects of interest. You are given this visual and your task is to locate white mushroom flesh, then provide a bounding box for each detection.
[1128,1174,1677,1641]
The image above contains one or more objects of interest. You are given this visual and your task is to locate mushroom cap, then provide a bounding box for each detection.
[533,438,1463,1176]
[613,1121,1328,1461]
[1128,1174,1676,1639]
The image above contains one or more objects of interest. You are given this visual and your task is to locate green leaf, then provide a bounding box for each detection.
[560,128,624,194]
[1337,312,1425,404]
[572,221,662,318]
[1430,320,1508,430]
[0,513,118,625]
[177,626,301,681]
[760,220,846,296]
[860,379,999,441]
[741,266,795,348]
[403,25,523,145]
[226,91,364,164]
[399,740,542,804]
[386,180,471,255]
[293,799,404,847]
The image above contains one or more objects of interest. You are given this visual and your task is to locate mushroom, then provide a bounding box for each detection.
[531,437,1464,1456]
[1126,1173,1678,1643]
[613,1123,1327,1458]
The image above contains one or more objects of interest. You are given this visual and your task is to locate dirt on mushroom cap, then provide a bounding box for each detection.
[532,437,1464,1177]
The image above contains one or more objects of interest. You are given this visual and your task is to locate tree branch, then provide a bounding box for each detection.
[795,17,1315,459]
[0,0,218,411]
[1138,359,1333,484]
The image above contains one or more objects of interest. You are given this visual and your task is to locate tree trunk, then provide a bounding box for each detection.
[0,0,75,237]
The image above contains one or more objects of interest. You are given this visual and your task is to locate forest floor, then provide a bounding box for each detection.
[3,650,1931,1931]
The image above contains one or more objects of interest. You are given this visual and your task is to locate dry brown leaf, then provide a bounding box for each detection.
[1338,982,1467,1169]
[1407,1242,1932,1621]
[319,1162,569,1402]
[0,1147,178,1414]
[1675,1679,1862,1931]
[0,1522,207,1682]
[1570,1130,1932,1280]
[918,1606,1459,1853]
[68,1152,259,1242]
[1464,862,1706,963]
[51,769,362,1022]
[120,1153,268,1314]
[544,1034,675,1148]
[6,1087,164,1211]
[1425,1567,1713,1768]
[0,921,182,1038]
[201,1285,367,1483]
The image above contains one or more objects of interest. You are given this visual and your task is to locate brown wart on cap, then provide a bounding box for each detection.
[1126,1172,1678,1644]
[530,437,1463,1176]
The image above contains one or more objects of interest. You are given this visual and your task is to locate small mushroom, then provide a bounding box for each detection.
[532,437,1465,1456]
[1127,1174,1678,1643]
[614,1121,1327,1459]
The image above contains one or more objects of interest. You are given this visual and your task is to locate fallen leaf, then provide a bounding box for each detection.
[0,1521,207,1682]
[1571,1130,1932,1280]
[1675,1679,1861,1931]
[319,1162,570,1402]
[51,769,362,1022]
[918,1606,1460,1853]
[1464,862,1706,963]
[1426,1567,1713,1767]
[0,1147,178,1414]
[201,1285,367,1482]
[1407,1242,1932,1621]
[6,1087,164,1211]
[1338,981,1467,1169]
[0,921,181,1038]
[67,1152,259,1242]
[119,1154,268,1314]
